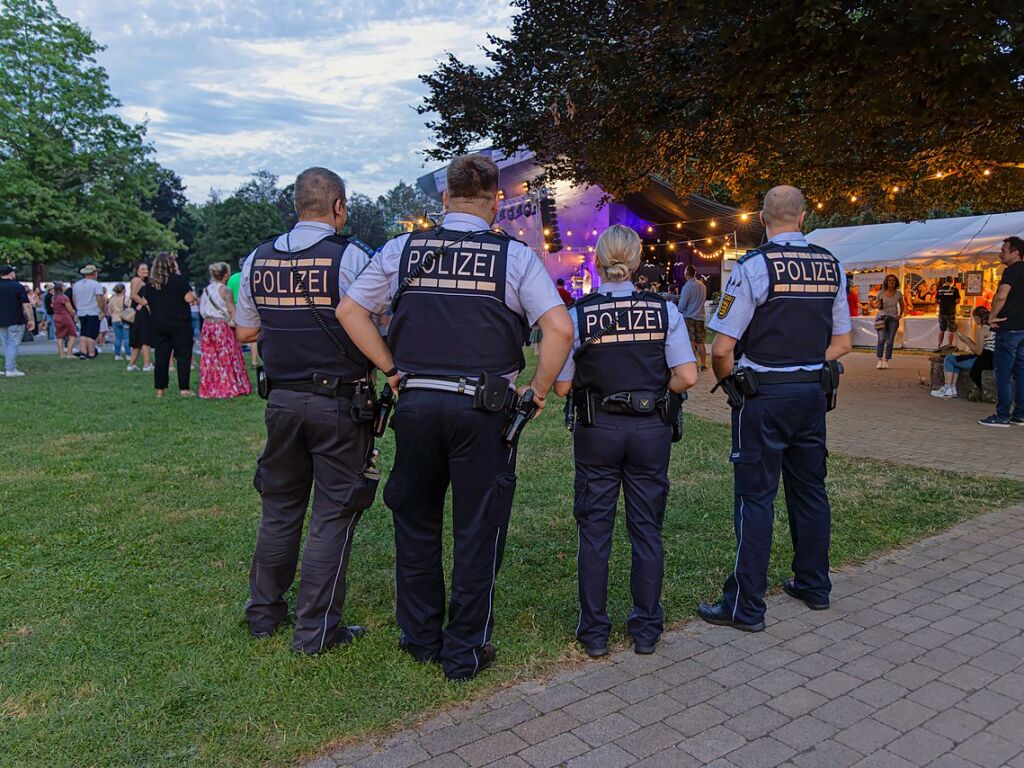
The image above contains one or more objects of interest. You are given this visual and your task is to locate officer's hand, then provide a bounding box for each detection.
[388,373,401,397]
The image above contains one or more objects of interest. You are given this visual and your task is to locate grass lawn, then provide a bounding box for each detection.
[3,352,1023,767]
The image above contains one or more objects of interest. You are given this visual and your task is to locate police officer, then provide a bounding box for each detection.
[698,185,852,632]
[338,154,574,681]
[553,225,698,658]
[236,167,378,654]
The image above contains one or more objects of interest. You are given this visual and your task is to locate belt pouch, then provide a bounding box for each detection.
[629,391,658,414]
[256,365,270,400]
[473,371,508,412]
[737,369,760,397]
[312,372,340,398]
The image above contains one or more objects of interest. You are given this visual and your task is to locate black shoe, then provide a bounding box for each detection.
[293,625,365,655]
[782,579,830,610]
[698,600,765,632]
[445,643,496,682]
[581,641,608,659]
[634,641,658,655]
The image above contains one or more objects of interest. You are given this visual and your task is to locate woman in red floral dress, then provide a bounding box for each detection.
[198,262,251,399]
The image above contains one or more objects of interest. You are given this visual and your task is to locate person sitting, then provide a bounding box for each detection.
[931,307,994,399]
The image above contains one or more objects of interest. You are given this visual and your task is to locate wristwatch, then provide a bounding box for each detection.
[383,366,398,377]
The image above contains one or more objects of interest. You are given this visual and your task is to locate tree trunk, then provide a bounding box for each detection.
[32,260,44,289]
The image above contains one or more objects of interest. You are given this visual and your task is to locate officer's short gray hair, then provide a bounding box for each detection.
[762,185,806,225]
[447,154,499,200]
[595,225,641,282]
[294,167,346,218]
[684,265,696,277]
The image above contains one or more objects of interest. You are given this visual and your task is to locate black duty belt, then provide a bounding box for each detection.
[754,370,824,385]
[269,378,359,399]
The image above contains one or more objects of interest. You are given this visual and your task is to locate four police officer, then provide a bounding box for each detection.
[699,185,852,632]
[236,167,379,654]
[238,168,853,668]
[338,154,574,681]
[553,225,698,658]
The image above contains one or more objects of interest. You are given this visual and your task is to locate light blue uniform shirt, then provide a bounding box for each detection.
[345,212,564,377]
[708,232,851,372]
[235,221,375,330]
[556,280,696,382]
[677,278,707,321]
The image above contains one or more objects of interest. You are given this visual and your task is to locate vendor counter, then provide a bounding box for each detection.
[851,315,978,351]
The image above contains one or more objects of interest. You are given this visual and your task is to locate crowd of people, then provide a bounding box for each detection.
[0,255,253,399]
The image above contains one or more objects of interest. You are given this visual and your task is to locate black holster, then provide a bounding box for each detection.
[661,391,686,442]
[349,380,376,424]
[255,365,270,399]
[821,360,844,412]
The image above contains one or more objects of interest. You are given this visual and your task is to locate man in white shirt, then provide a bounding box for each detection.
[72,265,106,359]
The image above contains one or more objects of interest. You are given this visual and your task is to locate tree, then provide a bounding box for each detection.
[378,181,441,232]
[344,192,389,249]
[0,0,177,278]
[420,0,1024,218]
[192,197,283,274]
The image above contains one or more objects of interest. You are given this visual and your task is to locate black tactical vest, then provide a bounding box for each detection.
[573,291,671,397]
[388,227,527,376]
[249,234,370,382]
[739,242,841,368]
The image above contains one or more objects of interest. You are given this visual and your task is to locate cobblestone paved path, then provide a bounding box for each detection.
[310,504,1024,768]
[684,351,1024,482]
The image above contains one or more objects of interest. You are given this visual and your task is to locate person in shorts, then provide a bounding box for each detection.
[71,265,106,359]
[677,265,708,370]
[936,276,961,350]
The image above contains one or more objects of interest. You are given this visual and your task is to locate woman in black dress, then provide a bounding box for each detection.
[127,261,153,371]
[142,252,196,397]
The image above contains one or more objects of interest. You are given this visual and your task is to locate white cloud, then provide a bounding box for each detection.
[60,0,514,200]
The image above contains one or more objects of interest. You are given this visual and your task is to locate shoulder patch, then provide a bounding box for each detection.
[717,294,735,319]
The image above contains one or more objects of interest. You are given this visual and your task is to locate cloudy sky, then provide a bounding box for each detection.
[60,0,513,201]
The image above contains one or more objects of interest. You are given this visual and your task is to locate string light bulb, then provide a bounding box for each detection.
[740,213,749,221]
[849,195,858,203]
[983,169,992,176]
[709,219,717,228]
[935,171,944,178]
[566,229,573,237]
[518,229,524,236]
[648,245,655,252]
[675,222,683,230]
[646,225,654,234]
[891,186,900,194]
[591,228,598,236]
[816,202,824,210]
[543,228,551,237]
[705,237,712,244]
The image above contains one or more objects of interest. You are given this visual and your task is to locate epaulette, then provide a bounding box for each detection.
[736,248,764,265]
[633,289,666,303]
[347,237,375,257]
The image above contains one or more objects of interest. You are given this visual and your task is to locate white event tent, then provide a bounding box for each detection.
[805,211,1024,350]
[806,211,1024,271]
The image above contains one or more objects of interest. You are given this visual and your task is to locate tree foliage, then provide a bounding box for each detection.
[192,196,283,271]
[0,0,177,266]
[420,0,1024,217]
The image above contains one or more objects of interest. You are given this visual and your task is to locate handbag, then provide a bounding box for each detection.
[120,302,136,324]
[874,314,886,330]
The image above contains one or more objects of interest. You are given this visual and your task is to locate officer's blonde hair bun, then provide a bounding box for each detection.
[596,224,641,282]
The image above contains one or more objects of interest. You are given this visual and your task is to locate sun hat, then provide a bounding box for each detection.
[79,264,100,275]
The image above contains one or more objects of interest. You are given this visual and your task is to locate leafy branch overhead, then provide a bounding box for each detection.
[420,0,1024,217]
[0,0,177,265]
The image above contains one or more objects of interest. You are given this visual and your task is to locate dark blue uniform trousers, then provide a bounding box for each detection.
[247,390,372,653]
[573,413,672,649]
[383,390,518,680]
[722,382,831,626]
